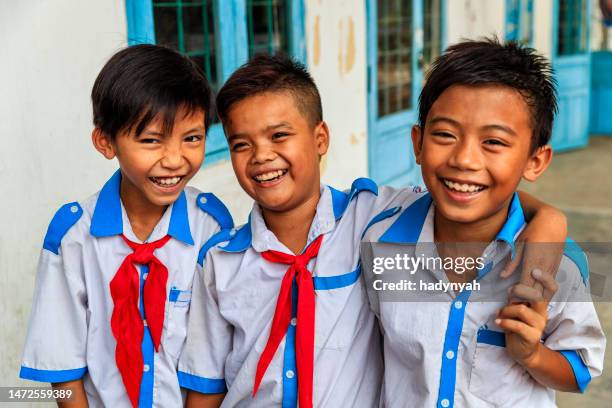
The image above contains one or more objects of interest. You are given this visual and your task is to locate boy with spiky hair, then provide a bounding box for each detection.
[363,39,605,407]
[178,53,570,408]
[20,44,233,407]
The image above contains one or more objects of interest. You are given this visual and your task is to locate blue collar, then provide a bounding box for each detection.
[90,170,194,245]
[379,192,525,248]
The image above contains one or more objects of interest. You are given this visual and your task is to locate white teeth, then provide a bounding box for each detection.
[152,176,181,186]
[254,170,286,182]
[443,179,484,193]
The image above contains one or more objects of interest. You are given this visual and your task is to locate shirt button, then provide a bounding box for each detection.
[454,301,463,309]
[285,370,295,379]
[70,205,79,213]
[143,273,148,280]
[290,318,297,326]
[229,228,237,237]
[143,364,150,372]
[143,319,148,326]
[440,398,450,407]
[446,350,455,359]
[199,196,207,205]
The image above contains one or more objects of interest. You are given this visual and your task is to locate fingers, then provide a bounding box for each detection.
[531,268,559,302]
[500,241,524,278]
[496,303,546,340]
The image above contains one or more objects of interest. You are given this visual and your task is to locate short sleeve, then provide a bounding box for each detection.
[20,243,88,383]
[543,258,606,392]
[178,250,232,394]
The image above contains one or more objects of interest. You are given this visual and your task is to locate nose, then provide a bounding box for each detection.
[160,142,185,170]
[251,143,277,164]
[448,138,483,171]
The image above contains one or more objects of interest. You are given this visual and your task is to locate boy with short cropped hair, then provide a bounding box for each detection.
[178,54,571,408]
[363,39,605,407]
[20,44,233,407]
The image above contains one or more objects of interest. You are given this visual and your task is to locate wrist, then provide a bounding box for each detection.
[520,343,544,370]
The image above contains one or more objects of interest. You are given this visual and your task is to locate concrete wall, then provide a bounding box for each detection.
[446,0,505,45]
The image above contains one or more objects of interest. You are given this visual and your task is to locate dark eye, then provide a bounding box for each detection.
[231,142,249,152]
[140,138,160,144]
[484,139,507,147]
[272,132,289,140]
[185,135,203,143]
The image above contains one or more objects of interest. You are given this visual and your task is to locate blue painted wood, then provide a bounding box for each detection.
[366,0,424,187]
[551,0,591,151]
[125,0,155,45]
[505,0,533,45]
[590,51,612,135]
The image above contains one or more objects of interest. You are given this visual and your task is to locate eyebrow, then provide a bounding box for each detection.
[428,116,517,136]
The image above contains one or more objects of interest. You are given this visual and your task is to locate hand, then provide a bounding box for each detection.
[496,269,559,368]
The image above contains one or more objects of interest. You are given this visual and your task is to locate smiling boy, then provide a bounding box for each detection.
[20,45,233,407]
[363,39,605,407]
[178,54,573,408]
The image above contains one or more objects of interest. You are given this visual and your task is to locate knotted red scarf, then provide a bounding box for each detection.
[253,235,324,408]
[110,234,171,407]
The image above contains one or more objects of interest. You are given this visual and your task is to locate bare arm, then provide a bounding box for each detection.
[52,379,88,408]
[185,390,225,408]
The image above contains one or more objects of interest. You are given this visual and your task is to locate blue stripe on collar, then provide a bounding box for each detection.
[495,192,525,253]
[90,170,123,237]
[90,169,194,245]
[219,216,252,252]
[168,190,194,245]
[330,178,378,220]
[379,193,432,244]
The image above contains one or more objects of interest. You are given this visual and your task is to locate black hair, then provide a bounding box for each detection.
[216,54,322,128]
[92,44,213,139]
[418,38,558,149]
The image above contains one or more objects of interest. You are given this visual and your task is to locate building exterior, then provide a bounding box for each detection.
[2,0,610,396]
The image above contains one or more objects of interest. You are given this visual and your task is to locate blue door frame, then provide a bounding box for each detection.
[125,0,306,165]
[590,51,612,135]
[550,0,592,151]
[367,0,446,187]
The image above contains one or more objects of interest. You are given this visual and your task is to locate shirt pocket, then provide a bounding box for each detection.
[164,286,192,363]
[469,327,532,407]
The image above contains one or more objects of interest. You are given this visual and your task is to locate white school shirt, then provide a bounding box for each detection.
[178,179,408,408]
[363,191,606,408]
[20,170,233,408]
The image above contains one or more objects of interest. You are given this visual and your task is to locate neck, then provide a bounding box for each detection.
[434,202,512,245]
[120,180,166,242]
[261,189,321,255]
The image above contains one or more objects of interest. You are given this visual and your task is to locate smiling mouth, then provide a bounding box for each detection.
[441,178,487,193]
[252,169,288,183]
[150,176,184,187]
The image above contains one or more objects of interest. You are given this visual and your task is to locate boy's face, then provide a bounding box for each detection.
[413,84,551,225]
[94,107,206,209]
[224,91,329,212]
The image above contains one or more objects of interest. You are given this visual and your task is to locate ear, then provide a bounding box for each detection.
[411,125,424,165]
[522,145,552,182]
[92,128,116,160]
[314,121,330,156]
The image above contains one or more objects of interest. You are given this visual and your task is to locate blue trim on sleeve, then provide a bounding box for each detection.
[476,328,506,347]
[198,229,234,266]
[43,202,83,254]
[564,238,589,285]
[361,206,402,239]
[560,350,592,393]
[282,281,298,408]
[90,170,123,237]
[196,193,234,231]
[313,266,361,290]
[177,371,228,394]
[168,190,194,245]
[379,194,432,244]
[19,366,87,383]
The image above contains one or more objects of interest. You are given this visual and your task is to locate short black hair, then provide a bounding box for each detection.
[216,54,322,128]
[418,38,557,149]
[92,44,213,139]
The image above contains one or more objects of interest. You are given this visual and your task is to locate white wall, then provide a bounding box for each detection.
[446,0,505,45]
[0,0,127,392]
